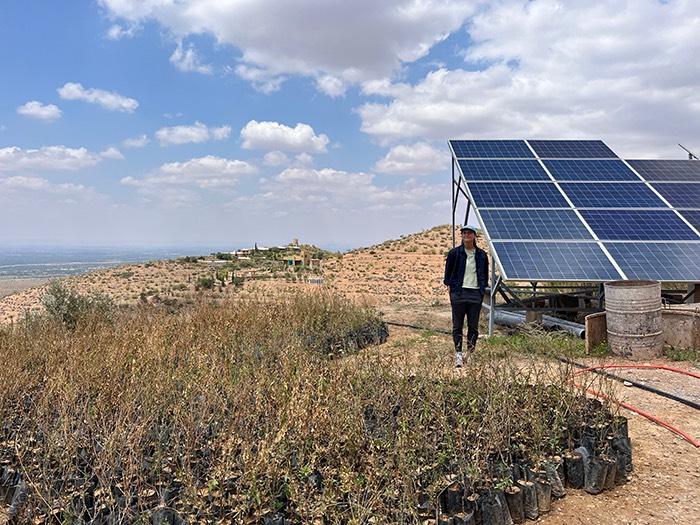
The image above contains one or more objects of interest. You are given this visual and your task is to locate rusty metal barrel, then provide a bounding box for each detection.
[604,280,663,360]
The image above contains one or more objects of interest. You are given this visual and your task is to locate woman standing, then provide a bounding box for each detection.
[443,225,489,367]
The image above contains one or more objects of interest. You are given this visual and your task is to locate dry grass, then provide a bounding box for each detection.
[0,284,623,523]
[0,226,631,523]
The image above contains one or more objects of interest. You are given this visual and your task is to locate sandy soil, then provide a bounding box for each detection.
[1,225,699,524]
[0,278,49,297]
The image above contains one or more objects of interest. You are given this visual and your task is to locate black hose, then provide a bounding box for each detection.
[558,357,700,412]
[385,321,451,335]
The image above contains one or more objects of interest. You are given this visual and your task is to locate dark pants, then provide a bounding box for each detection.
[450,290,483,353]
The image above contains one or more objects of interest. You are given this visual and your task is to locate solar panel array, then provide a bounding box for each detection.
[449,139,700,282]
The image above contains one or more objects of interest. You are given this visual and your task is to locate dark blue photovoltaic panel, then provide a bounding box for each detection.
[469,182,568,208]
[561,182,666,208]
[447,138,700,281]
[679,210,700,231]
[627,160,700,181]
[650,183,700,209]
[450,140,534,159]
[457,159,550,181]
[480,209,593,240]
[580,210,699,240]
[543,160,638,181]
[528,140,617,159]
[493,241,621,281]
[604,242,700,281]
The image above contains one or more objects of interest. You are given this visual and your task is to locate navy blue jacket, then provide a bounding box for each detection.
[444,245,489,296]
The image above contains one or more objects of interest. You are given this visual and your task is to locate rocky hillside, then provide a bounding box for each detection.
[0,224,485,323]
[322,224,461,306]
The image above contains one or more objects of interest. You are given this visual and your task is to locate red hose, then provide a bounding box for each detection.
[570,365,700,448]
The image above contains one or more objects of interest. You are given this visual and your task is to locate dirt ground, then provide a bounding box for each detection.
[1,226,699,523]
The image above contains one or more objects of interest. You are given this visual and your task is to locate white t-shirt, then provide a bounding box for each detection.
[461,248,478,289]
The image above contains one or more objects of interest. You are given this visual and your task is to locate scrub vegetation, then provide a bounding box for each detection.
[0,283,626,523]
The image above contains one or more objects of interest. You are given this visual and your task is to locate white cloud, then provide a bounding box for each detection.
[105,23,140,40]
[356,2,700,156]
[294,153,314,166]
[17,101,62,121]
[121,155,258,190]
[100,147,124,159]
[98,0,477,91]
[250,166,443,214]
[57,82,139,113]
[0,175,105,201]
[256,167,376,208]
[122,135,150,148]
[316,75,347,98]
[0,146,103,171]
[374,142,445,175]
[241,121,329,153]
[263,151,289,167]
[232,65,287,94]
[170,41,213,74]
[155,122,232,146]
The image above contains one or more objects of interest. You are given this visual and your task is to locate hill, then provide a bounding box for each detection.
[0,224,472,323]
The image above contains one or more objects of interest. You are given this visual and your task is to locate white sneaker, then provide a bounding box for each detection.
[455,353,463,368]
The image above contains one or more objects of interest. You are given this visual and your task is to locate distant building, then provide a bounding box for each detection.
[286,250,322,268]
[286,256,304,267]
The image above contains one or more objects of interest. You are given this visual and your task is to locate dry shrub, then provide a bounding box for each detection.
[0,290,614,523]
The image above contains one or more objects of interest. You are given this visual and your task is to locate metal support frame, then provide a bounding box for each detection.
[449,145,699,337]
[678,143,699,160]
[451,155,601,333]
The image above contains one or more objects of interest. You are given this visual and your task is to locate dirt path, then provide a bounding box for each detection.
[538,365,700,525]
[382,305,700,525]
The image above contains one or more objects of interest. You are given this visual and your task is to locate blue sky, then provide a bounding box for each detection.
[1,0,699,251]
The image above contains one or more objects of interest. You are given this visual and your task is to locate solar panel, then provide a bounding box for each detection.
[492,241,622,281]
[457,159,550,181]
[561,182,666,208]
[528,140,618,159]
[449,139,700,282]
[450,140,534,159]
[604,242,700,282]
[679,210,700,231]
[469,182,569,208]
[627,160,700,181]
[543,159,638,181]
[480,209,593,240]
[580,210,700,240]
[650,183,700,209]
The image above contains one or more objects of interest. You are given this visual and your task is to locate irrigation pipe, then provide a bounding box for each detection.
[384,322,700,446]
[559,358,700,411]
[561,359,700,448]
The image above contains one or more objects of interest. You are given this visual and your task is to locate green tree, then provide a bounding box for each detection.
[41,281,114,328]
